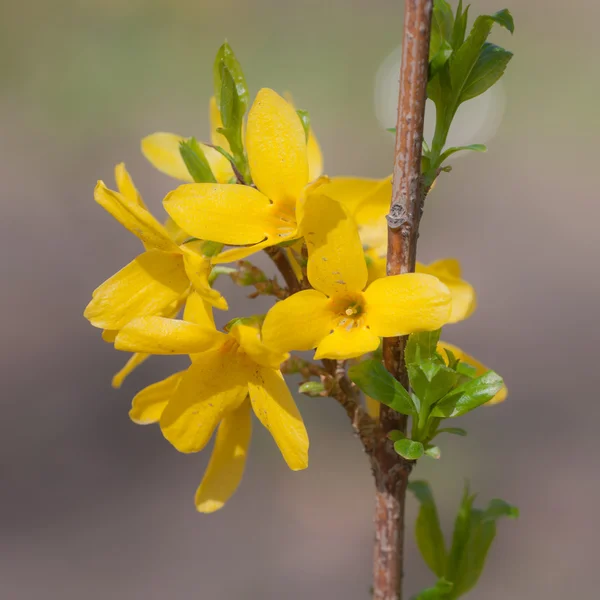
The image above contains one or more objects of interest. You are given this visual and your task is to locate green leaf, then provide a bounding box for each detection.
[449,11,514,108]
[455,360,477,378]
[179,138,217,183]
[491,8,515,34]
[409,481,447,577]
[299,381,326,397]
[431,371,504,418]
[348,360,418,415]
[406,330,442,365]
[413,578,454,600]
[213,42,249,111]
[394,438,424,460]
[436,427,467,437]
[425,445,441,460]
[409,361,459,409]
[438,144,487,164]
[199,240,224,257]
[445,484,477,584]
[219,62,240,130]
[429,40,454,80]
[453,498,518,596]
[451,1,469,49]
[386,127,396,133]
[430,0,455,58]
[459,43,513,103]
[296,109,310,142]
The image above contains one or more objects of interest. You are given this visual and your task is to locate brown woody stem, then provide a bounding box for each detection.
[372,1,433,599]
[264,245,301,296]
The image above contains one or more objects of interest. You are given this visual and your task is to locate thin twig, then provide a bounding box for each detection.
[264,246,301,295]
[322,359,377,454]
[372,2,433,599]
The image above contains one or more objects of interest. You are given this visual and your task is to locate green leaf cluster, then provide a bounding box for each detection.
[213,42,251,182]
[409,481,518,599]
[348,329,504,460]
[423,1,514,188]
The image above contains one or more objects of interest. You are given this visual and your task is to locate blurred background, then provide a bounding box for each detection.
[2,0,599,598]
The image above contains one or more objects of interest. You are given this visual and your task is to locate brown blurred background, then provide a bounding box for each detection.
[2,1,599,598]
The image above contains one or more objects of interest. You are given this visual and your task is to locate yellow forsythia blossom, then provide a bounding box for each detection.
[114,292,309,512]
[262,195,452,360]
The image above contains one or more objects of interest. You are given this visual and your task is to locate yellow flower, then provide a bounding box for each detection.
[84,165,228,386]
[366,251,476,324]
[141,98,234,184]
[114,293,309,513]
[262,195,452,360]
[437,341,507,405]
[162,88,321,264]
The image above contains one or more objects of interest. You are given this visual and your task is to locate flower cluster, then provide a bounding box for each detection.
[84,44,504,512]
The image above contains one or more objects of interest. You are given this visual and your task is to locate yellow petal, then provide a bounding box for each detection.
[246,88,308,205]
[183,291,215,328]
[262,290,333,353]
[180,243,228,310]
[437,341,507,405]
[307,130,324,181]
[163,183,272,245]
[302,193,367,295]
[417,259,476,323]
[141,132,194,182]
[195,399,252,513]
[129,371,185,424]
[84,250,189,330]
[94,181,177,252]
[210,237,276,265]
[360,220,388,256]
[114,163,146,209]
[115,316,220,354]
[314,326,380,360]
[320,176,392,226]
[164,216,189,244]
[230,324,289,369]
[364,273,452,337]
[160,350,250,453]
[208,97,236,183]
[366,248,387,284]
[112,353,150,389]
[209,96,230,150]
[365,395,381,419]
[248,367,308,470]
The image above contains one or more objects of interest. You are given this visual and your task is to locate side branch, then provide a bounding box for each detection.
[264,245,301,295]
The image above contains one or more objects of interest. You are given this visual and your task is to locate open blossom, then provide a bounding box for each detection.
[115,292,309,512]
[83,164,227,387]
[262,195,452,360]
[161,88,319,264]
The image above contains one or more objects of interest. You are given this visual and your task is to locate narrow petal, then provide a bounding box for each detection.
[141,132,194,182]
[129,371,185,424]
[195,400,252,513]
[115,163,146,209]
[302,193,368,295]
[112,353,150,389]
[84,251,189,330]
[160,351,250,453]
[183,291,215,328]
[320,176,392,226]
[417,260,476,323]
[307,130,324,181]
[248,367,308,470]
[438,341,507,405]
[94,181,177,252]
[211,238,276,264]
[230,324,288,369]
[364,274,452,337]
[115,316,220,355]
[262,290,333,353]
[314,326,380,360]
[163,183,272,245]
[246,88,308,205]
[180,244,228,310]
[102,329,117,343]
[366,249,387,284]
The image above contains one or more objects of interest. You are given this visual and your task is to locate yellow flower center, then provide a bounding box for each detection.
[328,292,367,330]
[266,201,298,240]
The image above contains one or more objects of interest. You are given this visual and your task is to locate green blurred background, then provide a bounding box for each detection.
[2,0,599,598]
